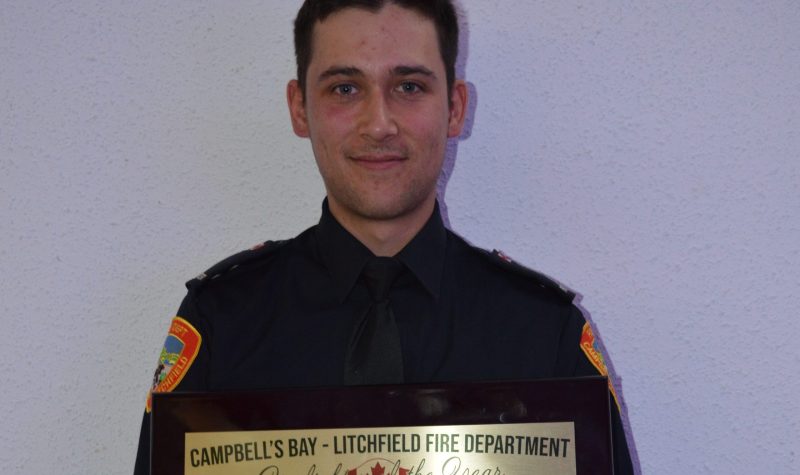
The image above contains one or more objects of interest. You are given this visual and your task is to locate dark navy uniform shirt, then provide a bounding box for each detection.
[134,201,633,474]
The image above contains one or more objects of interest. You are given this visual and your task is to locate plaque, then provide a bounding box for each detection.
[151,377,612,474]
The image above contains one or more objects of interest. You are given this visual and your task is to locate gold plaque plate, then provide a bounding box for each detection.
[185,422,576,474]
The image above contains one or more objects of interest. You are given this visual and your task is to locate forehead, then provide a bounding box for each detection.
[309,5,443,75]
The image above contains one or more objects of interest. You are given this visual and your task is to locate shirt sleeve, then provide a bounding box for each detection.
[556,306,635,475]
[133,293,210,475]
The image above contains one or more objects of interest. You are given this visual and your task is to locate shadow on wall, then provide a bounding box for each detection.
[438,0,476,228]
[573,294,642,474]
[438,2,641,473]
[438,80,477,229]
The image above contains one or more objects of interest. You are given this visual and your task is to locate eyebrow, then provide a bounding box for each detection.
[393,65,436,79]
[317,65,437,83]
[318,66,363,83]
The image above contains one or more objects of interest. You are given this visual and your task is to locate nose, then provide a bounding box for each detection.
[358,91,398,142]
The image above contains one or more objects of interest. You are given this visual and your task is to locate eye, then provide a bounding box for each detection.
[397,81,424,94]
[332,83,358,96]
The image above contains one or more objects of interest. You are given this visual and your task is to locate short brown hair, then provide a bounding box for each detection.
[294,0,459,95]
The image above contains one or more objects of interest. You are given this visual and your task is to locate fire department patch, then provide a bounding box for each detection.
[145,316,201,412]
[579,322,620,410]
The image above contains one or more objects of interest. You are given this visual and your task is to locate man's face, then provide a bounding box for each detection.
[288,4,466,224]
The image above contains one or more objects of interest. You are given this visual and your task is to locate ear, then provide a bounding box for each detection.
[447,79,468,138]
[287,79,310,138]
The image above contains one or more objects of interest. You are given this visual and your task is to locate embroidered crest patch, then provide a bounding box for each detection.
[580,322,620,410]
[145,316,201,412]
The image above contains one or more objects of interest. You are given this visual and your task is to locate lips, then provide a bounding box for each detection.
[349,153,407,171]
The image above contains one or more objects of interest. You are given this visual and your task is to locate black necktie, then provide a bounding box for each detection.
[344,256,404,385]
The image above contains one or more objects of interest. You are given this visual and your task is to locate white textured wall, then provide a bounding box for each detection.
[2,1,798,473]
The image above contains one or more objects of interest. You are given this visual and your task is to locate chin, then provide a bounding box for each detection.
[355,203,413,221]
[327,178,438,223]
[350,194,431,222]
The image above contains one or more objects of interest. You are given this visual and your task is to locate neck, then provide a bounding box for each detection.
[328,198,436,257]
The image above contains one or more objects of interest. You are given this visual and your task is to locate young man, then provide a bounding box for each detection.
[134,1,633,473]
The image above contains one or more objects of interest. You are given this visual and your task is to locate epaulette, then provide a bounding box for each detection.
[481,248,576,303]
[186,239,288,288]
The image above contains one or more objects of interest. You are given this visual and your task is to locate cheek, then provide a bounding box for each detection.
[399,102,451,136]
[408,118,449,161]
[309,105,358,148]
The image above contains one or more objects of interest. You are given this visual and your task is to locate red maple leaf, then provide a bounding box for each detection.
[370,463,385,475]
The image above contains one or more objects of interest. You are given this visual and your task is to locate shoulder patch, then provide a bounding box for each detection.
[580,322,620,410]
[482,249,575,303]
[145,316,201,412]
[189,239,287,287]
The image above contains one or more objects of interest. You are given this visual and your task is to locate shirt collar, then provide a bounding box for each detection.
[316,200,373,303]
[315,200,447,303]
[395,201,446,300]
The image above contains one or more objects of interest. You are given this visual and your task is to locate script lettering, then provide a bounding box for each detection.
[440,457,504,475]
[258,465,278,475]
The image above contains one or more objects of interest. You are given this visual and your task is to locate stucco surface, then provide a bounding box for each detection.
[2,1,798,473]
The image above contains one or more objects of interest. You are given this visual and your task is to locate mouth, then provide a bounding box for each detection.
[349,154,407,171]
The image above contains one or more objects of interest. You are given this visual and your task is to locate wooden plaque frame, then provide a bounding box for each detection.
[151,376,612,474]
